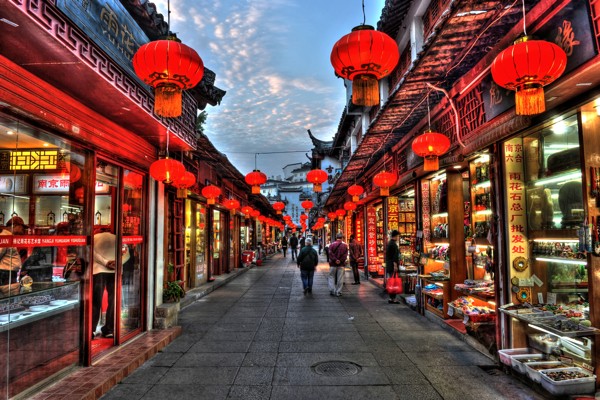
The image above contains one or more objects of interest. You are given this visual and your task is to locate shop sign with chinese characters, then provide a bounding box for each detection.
[421,181,431,245]
[503,138,529,284]
[356,210,364,246]
[366,207,378,265]
[387,196,399,233]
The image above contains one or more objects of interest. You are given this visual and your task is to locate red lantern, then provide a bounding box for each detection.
[327,212,337,221]
[250,210,261,218]
[133,37,204,118]
[223,199,240,215]
[335,209,346,220]
[373,171,396,197]
[149,157,185,184]
[347,184,364,202]
[245,170,267,194]
[300,200,314,212]
[300,214,308,221]
[343,201,357,213]
[201,185,221,205]
[241,206,253,217]
[172,170,196,198]
[124,171,143,189]
[306,169,328,193]
[491,37,567,115]
[272,201,285,214]
[412,131,451,172]
[331,25,399,107]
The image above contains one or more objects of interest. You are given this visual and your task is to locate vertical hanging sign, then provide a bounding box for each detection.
[345,215,352,242]
[366,207,378,266]
[503,138,529,296]
[421,181,431,246]
[387,196,399,233]
[356,210,364,247]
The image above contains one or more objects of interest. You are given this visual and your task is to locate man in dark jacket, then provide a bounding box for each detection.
[299,235,306,249]
[328,232,348,297]
[386,230,401,304]
[349,234,363,285]
[281,236,288,258]
[289,234,299,261]
[297,237,318,294]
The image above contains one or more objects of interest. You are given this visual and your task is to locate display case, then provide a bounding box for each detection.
[0,281,80,397]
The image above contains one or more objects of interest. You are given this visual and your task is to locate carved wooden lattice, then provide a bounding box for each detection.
[423,0,451,38]
[457,84,486,138]
[590,0,600,51]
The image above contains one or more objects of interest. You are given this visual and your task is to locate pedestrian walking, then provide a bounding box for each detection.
[299,235,305,249]
[318,237,323,255]
[289,233,299,261]
[297,237,318,294]
[281,235,288,258]
[328,232,348,297]
[349,234,363,285]
[386,230,401,304]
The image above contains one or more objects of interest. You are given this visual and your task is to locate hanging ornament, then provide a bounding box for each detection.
[306,169,328,193]
[327,211,337,221]
[241,206,253,217]
[347,184,364,202]
[343,201,357,213]
[331,25,399,107]
[336,209,346,220]
[245,170,267,194]
[133,36,204,118]
[272,201,285,215]
[201,185,221,205]
[412,131,451,172]
[300,200,314,212]
[149,157,185,184]
[373,171,396,197]
[491,37,566,115]
[223,199,241,215]
[172,170,196,198]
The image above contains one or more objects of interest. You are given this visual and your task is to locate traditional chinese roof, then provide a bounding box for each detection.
[377,0,414,39]
[307,129,334,154]
[326,0,529,207]
[119,0,226,109]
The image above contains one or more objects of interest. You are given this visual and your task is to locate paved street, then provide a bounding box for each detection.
[102,252,546,400]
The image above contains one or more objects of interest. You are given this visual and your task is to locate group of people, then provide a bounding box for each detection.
[281,230,403,304]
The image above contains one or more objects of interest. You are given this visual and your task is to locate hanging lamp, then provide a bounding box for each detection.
[149,127,185,184]
[306,169,328,193]
[373,171,396,197]
[412,93,451,172]
[300,200,314,212]
[223,199,241,215]
[201,185,221,205]
[343,201,357,213]
[272,201,285,215]
[491,1,566,115]
[347,184,364,202]
[132,1,204,117]
[172,170,196,198]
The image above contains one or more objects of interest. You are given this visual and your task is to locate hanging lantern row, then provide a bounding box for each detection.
[331,25,399,107]
[343,201,357,213]
[491,37,566,116]
[412,131,451,172]
[223,199,240,215]
[306,169,328,193]
[133,37,204,118]
[245,170,267,194]
[272,201,285,215]
[335,209,346,220]
[372,171,396,197]
[327,211,337,221]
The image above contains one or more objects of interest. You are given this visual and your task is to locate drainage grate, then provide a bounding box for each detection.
[312,361,362,377]
[478,365,505,376]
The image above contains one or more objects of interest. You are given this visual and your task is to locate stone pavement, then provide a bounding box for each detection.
[102,252,548,400]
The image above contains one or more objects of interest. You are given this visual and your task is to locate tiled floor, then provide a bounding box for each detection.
[28,327,181,400]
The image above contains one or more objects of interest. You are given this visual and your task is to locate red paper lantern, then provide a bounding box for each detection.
[327,212,337,221]
[250,210,261,218]
[201,185,221,205]
[491,37,567,115]
[272,201,285,214]
[133,37,204,118]
[412,131,451,172]
[335,209,346,220]
[306,169,328,193]
[300,200,314,212]
[223,199,240,215]
[300,214,308,221]
[245,170,267,194]
[149,157,185,184]
[241,206,253,217]
[347,184,364,202]
[373,171,396,197]
[124,171,143,189]
[172,171,196,189]
[343,201,357,213]
[331,25,399,107]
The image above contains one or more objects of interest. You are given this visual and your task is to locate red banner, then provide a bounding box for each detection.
[0,235,87,248]
[122,235,144,245]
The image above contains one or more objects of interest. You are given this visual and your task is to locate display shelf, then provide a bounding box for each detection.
[422,277,450,318]
[425,302,444,318]
[499,308,599,338]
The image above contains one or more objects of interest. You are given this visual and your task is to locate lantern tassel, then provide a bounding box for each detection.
[424,156,439,172]
[515,86,545,116]
[352,195,359,202]
[352,74,379,107]
[155,84,183,118]
[252,185,261,194]
[313,183,322,193]
[176,188,187,198]
[380,187,390,197]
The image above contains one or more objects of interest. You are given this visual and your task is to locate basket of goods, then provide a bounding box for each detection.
[498,348,539,366]
[540,368,596,396]
[510,353,546,374]
[526,361,568,383]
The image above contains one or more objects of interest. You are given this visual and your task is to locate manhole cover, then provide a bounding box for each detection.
[312,361,362,377]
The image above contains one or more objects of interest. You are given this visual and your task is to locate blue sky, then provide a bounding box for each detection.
[154,0,386,178]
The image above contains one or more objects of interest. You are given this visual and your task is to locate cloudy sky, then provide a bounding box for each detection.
[153,0,385,178]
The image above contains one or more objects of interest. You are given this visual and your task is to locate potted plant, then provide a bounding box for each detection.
[163,262,185,302]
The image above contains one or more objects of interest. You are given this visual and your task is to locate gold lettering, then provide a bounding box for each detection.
[555,20,580,57]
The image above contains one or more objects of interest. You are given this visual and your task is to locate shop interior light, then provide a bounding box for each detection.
[402,190,415,197]
[474,180,491,189]
[474,210,493,216]
[473,154,490,164]
[432,212,448,218]
[534,257,587,266]
[432,173,446,182]
[532,238,578,243]
[533,171,581,186]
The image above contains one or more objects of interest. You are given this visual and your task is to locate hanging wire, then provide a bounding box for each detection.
[166,126,170,157]
[362,0,366,25]
[426,93,431,130]
[167,0,171,33]
[521,0,527,36]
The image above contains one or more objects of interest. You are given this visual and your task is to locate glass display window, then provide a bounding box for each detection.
[429,173,448,239]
